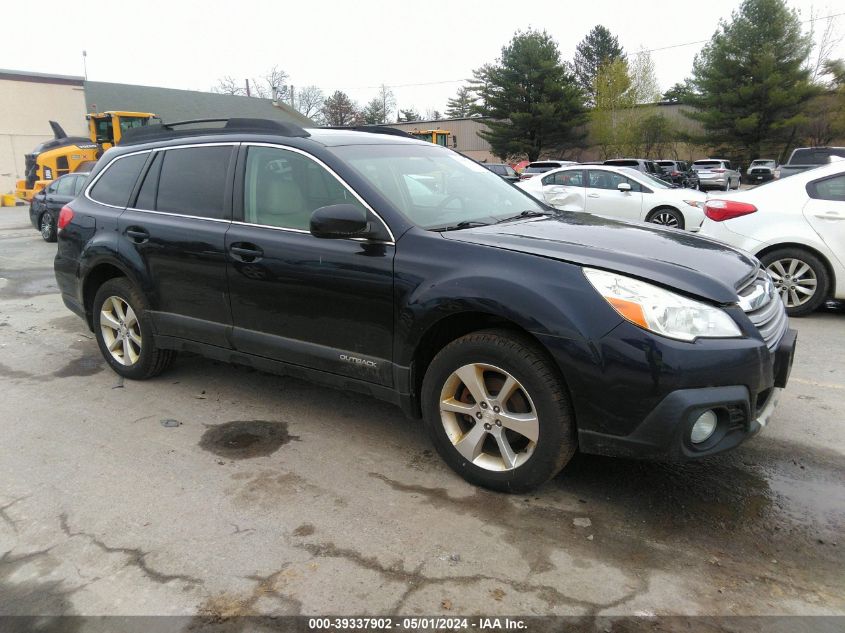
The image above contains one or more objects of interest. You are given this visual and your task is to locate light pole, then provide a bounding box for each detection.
[82,50,88,80]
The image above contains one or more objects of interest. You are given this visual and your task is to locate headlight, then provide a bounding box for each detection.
[683,199,703,208]
[583,268,742,342]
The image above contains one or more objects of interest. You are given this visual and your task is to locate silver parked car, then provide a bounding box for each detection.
[692,158,741,191]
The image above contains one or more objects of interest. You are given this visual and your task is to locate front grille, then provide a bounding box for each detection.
[750,168,771,175]
[737,270,788,351]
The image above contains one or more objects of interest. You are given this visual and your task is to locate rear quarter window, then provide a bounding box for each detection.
[88,153,147,207]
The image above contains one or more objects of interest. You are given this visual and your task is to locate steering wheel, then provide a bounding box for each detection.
[434,194,465,213]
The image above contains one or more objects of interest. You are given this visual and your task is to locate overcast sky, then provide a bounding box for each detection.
[4,0,844,119]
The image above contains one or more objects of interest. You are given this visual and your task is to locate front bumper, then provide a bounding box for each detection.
[538,322,797,462]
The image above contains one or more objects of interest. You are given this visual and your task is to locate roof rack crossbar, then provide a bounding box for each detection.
[321,125,414,138]
[119,118,310,145]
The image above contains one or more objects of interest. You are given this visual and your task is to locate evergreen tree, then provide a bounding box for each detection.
[687,0,817,160]
[573,25,626,106]
[321,91,361,127]
[445,86,476,118]
[471,29,586,162]
[397,108,421,122]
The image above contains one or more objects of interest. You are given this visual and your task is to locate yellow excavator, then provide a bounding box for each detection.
[407,128,452,146]
[15,111,159,201]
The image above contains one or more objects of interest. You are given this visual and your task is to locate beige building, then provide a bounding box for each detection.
[386,117,496,162]
[0,70,89,194]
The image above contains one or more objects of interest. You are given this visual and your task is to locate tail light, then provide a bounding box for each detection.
[704,199,757,221]
[57,205,74,230]
[712,168,726,173]
[671,171,680,176]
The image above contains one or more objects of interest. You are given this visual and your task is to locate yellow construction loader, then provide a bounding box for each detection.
[15,111,158,201]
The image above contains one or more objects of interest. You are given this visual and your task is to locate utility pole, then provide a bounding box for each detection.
[290,85,295,110]
[245,79,251,97]
[82,51,88,80]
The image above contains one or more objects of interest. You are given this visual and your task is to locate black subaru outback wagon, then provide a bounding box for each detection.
[54,119,796,492]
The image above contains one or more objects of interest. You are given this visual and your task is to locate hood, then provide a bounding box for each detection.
[441,212,759,304]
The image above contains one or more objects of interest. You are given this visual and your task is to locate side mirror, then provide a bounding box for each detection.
[617,182,632,192]
[310,204,369,239]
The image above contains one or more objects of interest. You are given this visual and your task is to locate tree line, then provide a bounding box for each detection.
[212,0,845,164]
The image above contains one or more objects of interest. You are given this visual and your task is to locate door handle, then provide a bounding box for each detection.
[588,193,600,198]
[815,212,845,220]
[46,197,55,203]
[230,243,264,263]
[125,227,149,243]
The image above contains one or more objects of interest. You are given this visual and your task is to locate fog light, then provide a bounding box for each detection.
[691,410,718,444]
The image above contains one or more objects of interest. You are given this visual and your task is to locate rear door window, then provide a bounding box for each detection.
[542,170,584,186]
[89,153,147,207]
[55,176,75,196]
[155,146,233,219]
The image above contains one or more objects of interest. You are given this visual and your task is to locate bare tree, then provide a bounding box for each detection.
[295,85,325,121]
[376,84,396,123]
[808,11,843,84]
[212,76,245,96]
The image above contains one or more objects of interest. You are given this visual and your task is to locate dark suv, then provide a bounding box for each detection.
[54,118,797,492]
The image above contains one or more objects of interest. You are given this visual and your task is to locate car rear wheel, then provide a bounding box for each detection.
[760,248,830,317]
[93,278,175,379]
[421,329,576,492]
[39,211,56,242]
[648,207,685,230]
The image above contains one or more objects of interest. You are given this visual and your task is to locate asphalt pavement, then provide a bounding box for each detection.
[0,205,843,623]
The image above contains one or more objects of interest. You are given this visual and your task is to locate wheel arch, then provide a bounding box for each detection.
[81,259,140,329]
[408,311,568,419]
[754,242,837,299]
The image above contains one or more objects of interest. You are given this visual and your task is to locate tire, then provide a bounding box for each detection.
[723,179,730,191]
[421,329,576,493]
[647,207,685,230]
[39,211,56,243]
[759,248,830,317]
[92,277,175,379]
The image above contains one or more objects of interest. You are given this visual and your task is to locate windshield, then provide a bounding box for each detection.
[751,160,775,167]
[692,161,721,169]
[333,144,546,230]
[618,167,670,189]
[791,149,845,165]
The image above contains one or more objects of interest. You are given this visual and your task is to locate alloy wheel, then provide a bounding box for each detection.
[651,212,680,228]
[100,296,142,366]
[40,213,53,239]
[766,258,818,308]
[439,363,539,472]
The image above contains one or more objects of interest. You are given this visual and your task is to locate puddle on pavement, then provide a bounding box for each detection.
[52,355,104,378]
[0,268,58,299]
[0,363,34,380]
[371,434,845,594]
[199,420,299,459]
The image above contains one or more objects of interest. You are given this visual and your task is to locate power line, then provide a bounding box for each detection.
[338,11,845,92]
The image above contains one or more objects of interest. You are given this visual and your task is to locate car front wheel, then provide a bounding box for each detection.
[421,329,576,492]
[760,248,830,316]
[93,278,175,379]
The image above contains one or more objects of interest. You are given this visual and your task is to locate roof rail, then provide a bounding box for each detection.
[321,125,414,138]
[120,118,310,145]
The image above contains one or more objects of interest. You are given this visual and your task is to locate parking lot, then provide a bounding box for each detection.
[1,204,843,619]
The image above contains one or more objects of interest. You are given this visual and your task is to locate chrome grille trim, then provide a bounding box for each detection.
[740,269,788,351]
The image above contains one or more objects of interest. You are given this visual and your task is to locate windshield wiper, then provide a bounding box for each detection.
[494,210,555,224]
[432,221,490,232]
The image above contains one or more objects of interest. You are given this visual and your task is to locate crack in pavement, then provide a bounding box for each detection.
[59,513,202,587]
[0,495,30,533]
[295,541,645,615]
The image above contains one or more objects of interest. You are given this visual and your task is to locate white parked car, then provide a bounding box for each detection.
[699,161,845,316]
[515,164,708,230]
